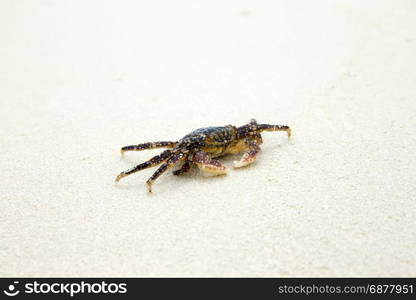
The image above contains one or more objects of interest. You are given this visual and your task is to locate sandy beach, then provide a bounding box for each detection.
[1,0,415,276]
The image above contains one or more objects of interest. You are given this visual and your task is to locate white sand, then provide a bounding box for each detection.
[1,0,415,277]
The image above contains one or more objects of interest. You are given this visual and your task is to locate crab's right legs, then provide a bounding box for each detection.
[115,150,172,182]
[120,141,177,156]
[192,150,227,176]
[258,124,291,138]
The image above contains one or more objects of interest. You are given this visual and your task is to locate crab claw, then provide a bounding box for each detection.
[233,159,253,168]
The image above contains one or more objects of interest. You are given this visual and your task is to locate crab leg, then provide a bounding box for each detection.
[258,124,291,138]
[146,152,186,192]
[192,150,227,176]
[234,139,261,168]
[173,160,191,175]
[115,150,173,182]
[120,141,177,155]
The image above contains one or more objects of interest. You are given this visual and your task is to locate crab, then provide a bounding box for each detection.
[115,119,291,192]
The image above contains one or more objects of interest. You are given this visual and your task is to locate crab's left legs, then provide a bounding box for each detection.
[120,141,177,155]
[115,149,174,183]
[234,139,261,168]
[146,152,186,192]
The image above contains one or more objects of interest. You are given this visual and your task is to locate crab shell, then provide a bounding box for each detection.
[178,125,261,157]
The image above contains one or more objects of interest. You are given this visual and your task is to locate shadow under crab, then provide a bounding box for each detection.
[115,119,291,192]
